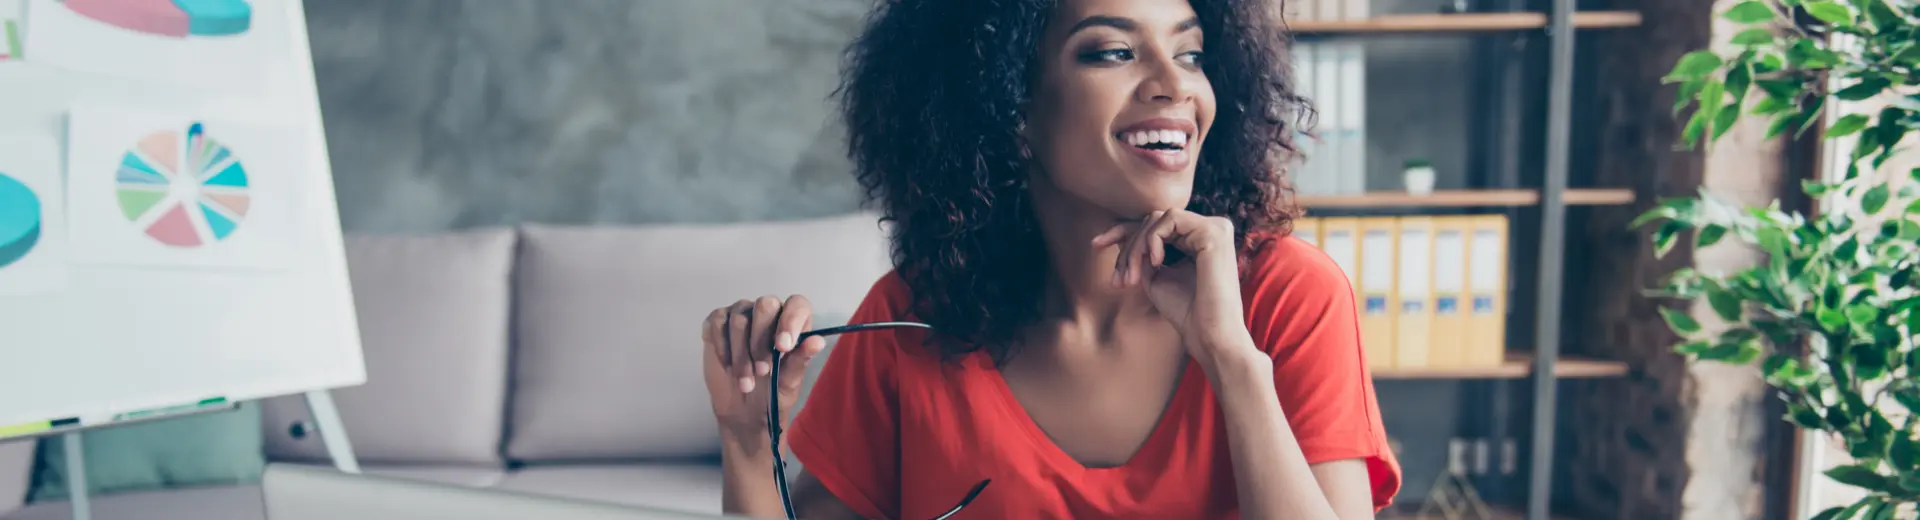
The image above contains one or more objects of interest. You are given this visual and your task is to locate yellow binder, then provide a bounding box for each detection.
[1294,217,1322,248]
[1317,218,1361,296]
[1394,216,1435,370]
[1357,217,1398,370]
[1427,217,1472,368]
[1465,215,1510,368]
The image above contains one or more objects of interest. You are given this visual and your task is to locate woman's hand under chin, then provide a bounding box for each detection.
[1093,209,1260,369]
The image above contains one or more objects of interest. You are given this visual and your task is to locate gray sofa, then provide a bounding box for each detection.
[0,212,894,520]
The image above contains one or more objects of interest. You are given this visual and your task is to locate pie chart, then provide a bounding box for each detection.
[0,172,41,269]
[116,122,251,248]
[64,0,251,38]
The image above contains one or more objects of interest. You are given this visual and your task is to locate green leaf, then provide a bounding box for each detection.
[1810,505,1845,520]
[1701,341,1761,363]
[1901,473,1920,494]
[1863,0,1900,31]
[1787,401,1826,428]
[1660,306,1703,335]
[1654,220,1687,257]
[1825,464,1893,491]
[1846,303,1879,325]
[1707,283,1742,320]
[1836,236,1860,262]
[1789,39,1841,69]
[1757,226,1791,258]
[1683,111,1710,148]
[1676,79,1704,115]
[1727,61,1753,104]
[1862,184,1890,213]
[1725,1,1778,22]
[1856,344,1888,379]
[1713,103,1742,141]
[1836,76,1891,101]
[1730,27,1775,46]
[1753,94,1794,116]
[1669,51,1725,81]
[1861,501,1890,520]
[1696,224,1729,249]
[1675,339,1712,356]
[1804,1,1855,25]
[1818,307,1849,332]
[1804,180,1837,197]
[1829,114,1871,137]
[1894,384,1920,414]
[1891,434,1917,472]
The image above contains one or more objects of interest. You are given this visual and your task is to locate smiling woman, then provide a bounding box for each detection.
[698,1,1402,519]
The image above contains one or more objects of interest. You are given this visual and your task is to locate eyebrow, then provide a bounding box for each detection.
[1066,15,1201,37]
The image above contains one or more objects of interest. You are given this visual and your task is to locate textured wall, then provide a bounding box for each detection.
[304,0,872,233]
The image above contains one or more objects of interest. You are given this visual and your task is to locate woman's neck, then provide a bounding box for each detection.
[1026,177,1157,340]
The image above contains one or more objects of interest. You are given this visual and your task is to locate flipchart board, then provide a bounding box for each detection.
[0,0,366,435]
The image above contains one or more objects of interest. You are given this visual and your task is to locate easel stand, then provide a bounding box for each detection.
[52,390,359,520]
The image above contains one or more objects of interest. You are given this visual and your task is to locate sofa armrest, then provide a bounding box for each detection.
[0,438,36,516]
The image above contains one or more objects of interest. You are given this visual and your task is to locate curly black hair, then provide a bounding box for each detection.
[837,0,1308,365]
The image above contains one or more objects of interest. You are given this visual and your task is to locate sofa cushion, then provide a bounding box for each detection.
[0,440,33,516]
[259,228,517,466]
[491,463,721,515]
[507,213,892,461]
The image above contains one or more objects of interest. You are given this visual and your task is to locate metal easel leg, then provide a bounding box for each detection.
[62,432,90,520]
[304,390,361,473]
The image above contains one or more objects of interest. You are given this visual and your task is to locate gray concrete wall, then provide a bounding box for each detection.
[306,0,871,233]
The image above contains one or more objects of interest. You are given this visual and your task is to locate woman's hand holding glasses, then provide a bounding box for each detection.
[701,295,829,448]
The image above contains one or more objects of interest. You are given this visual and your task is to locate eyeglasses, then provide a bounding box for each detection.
[767,321,992,520]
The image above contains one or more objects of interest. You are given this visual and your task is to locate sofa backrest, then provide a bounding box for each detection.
[259,228,520,467]
[504,212,893,463]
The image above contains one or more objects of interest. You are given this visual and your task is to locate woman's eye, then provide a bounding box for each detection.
[1079,48,1135,64]
[1179,51,1204,65]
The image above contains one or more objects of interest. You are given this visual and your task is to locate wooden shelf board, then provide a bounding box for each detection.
[1298,188,1635,209]
[1373,353,1628,380]
[1291,11,1643,34]
[1384,504,1571,520]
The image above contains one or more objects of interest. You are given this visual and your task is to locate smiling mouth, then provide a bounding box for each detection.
[1116,130,1190,151]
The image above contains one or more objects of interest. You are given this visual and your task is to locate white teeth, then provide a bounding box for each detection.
[1119,130,1189,147]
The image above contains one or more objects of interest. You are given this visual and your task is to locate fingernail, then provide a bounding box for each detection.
[754,361,770,376]
[778,332,794,351]
[739,377,754,393]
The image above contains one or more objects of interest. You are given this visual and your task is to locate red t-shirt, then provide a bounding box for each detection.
[788,235,1402,519]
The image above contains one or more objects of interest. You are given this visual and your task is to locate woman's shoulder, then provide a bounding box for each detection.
[1240,229,1353,296]
[829,270,946,365]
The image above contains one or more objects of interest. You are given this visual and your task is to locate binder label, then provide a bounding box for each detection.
[1472,296,1495,314]
[1365,295,1388,314]
[1402,300,1424,313]
[1438,296,1459,314]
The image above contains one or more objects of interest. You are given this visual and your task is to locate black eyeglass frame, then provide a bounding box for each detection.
[766,321,991,520]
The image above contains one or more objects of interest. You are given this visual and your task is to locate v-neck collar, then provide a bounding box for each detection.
[972,351,1201,475]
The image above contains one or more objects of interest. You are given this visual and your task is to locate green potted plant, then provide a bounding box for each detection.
[1641,0,1920,518]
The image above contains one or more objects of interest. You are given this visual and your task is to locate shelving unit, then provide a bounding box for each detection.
[1298,188,1634,209]
[1373,354,1627,380]
[1382,505,1572,520]
[1292,11,1642,34]
[1292,3,1635,519]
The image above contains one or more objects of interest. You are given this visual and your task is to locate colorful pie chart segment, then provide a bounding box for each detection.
[0,172,41,269]
[115,122,251,247]
[65,0,252,38]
